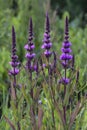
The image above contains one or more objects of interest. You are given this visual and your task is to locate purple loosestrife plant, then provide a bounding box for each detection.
[9,26,19,85]
[24,18,40,130]
[41,13,54,77]
[42,16,86,130]
[59,16,73,126]
[60,16,72,85]
[6,15,87,130]
[8,26,20,130]
[24,18,36,78]
[41,13,52,59]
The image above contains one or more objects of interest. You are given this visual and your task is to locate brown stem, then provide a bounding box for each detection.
[64,60,67,124]
[52,108,56,130]
[63,106,66,124]
[4,116,16,130]
[30,106,37,130]
[17,122,21,130]
[38,106,43,130]
[29,72,37,130]
[12,69,20,130]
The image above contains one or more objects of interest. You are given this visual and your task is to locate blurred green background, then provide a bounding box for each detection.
[0,0,87,125]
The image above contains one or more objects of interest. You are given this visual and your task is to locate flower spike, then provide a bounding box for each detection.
[60,16,72,84]
[60,16,72,68]
[24,18,36,71]
[9,26,19,76]
[41,13,52,58]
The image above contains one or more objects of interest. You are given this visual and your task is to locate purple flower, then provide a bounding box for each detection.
[24,18,36,71]
[41,13,52,58]
[24,44,35,51]
[62,42,72,48]
[9,26,19,76]
[59,78,70,85]
[9,61,19,67]
[61,48,72,53]
[41,42,52,49]
[60,16,72,68]
[60,53,72,60]
[44,50,52,57]
[9,68,19,76]
[25,53,36,60]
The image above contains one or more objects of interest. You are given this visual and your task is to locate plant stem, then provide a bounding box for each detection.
[13,68,20,130]
[52,107,56,130]
[64,60,67,124]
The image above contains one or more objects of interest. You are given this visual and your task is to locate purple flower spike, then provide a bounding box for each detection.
[9,26,19,76]
[60,16,72,68]
[60,16,73,85]
[41,13,52,58]
[24,18,35,71]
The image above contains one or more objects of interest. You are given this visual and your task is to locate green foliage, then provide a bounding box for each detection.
[0,47,10,90]
[51,0,87,24]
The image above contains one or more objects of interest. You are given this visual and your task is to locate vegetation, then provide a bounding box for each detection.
[0,0,87,130]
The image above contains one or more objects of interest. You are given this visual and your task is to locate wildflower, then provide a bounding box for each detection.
[9,26,19,76]
[59,77,70,85]
[60,16,72,84]
[41,13,52,58]
[24,18,35,71]
[60,16,72,68]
